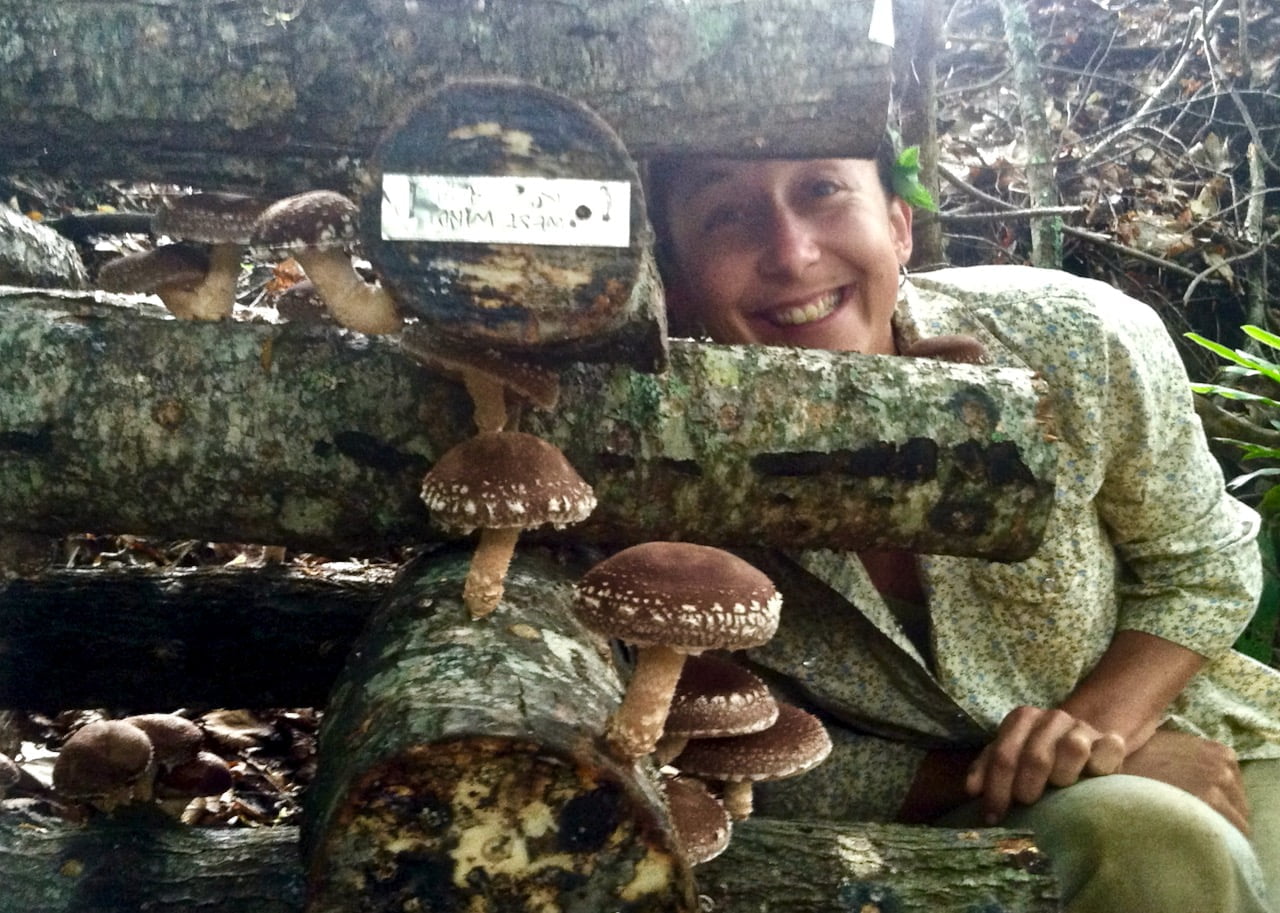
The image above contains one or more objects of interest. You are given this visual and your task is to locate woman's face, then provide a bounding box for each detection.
[660,158,913,354]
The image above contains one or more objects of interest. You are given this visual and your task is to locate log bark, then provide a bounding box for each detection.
[0,811,1058,913]
[0,563,390,711]
[0,0,892,195]
[697,817,1058,913]
[302,548,696,912]
[0,289,1057,559]
[0,805,305,913]
[0,208,89,290]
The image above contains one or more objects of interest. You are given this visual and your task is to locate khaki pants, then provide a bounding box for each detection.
[939,759,1280,913]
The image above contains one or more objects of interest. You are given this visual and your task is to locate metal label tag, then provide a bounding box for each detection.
[381,174,632,247]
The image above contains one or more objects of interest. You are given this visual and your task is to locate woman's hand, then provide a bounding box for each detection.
[965,705,1126,824]
[1119,728,1251,835]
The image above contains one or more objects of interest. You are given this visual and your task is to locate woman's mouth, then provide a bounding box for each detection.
[765,288,842,327]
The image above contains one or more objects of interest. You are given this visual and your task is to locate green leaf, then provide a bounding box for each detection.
[1242,325,1280,354]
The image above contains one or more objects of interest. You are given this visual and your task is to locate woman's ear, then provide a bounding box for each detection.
[889,196,914,266]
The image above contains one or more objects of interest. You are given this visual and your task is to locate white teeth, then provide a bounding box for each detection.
[769,290,840,326]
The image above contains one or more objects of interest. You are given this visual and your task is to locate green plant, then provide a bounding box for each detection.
[1186,325,1280,665]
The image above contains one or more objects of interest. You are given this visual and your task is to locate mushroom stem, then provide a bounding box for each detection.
[653,734,690,767]
[463,368,509,433]
[296,250,403,335]
[607,644,688,758]
[462,525,523,618]
[194,243,242,320]
[721,780,754,820]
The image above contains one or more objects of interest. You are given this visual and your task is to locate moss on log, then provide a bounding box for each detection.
[0,289,1057,559]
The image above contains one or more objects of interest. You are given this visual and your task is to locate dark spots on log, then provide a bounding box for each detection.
[928,500,990,536]
[836,880,903,912]
[984,441,1038,486]
[751,439,938,482]
[0,425,53,454]
[376,850,460,911]
[557,782,622,853]
[597,452,637,471]
[658,458,702,478]
[948,387,1001,433]
[327,431,429,475]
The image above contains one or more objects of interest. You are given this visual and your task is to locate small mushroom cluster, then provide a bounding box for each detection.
[51,714,231,816]
[572,541,832,864]
[96,188,405,334]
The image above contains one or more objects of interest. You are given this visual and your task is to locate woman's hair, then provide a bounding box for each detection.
[643,133,899,283]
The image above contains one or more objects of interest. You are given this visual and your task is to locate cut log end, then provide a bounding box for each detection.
[308,738,695,913]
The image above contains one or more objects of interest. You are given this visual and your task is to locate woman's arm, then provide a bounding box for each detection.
[963,630,1203,824]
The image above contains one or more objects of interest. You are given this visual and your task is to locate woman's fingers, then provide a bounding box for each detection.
[968,706,1127,824]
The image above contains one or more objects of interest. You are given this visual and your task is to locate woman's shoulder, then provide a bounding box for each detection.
[909,264,1168,347]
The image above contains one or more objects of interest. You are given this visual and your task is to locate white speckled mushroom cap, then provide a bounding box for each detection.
[573,542,781,651]
[251,189,360,254]
[154,192,267,244]
[420,431,596,533]
[664,654,779,739]
[663,776,732,865]
[671,703,832,783]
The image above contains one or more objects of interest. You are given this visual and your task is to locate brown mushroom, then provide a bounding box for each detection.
[121,713,203,798]
[901,333,988,364]
[421,431,596,617]
[671,702,832,820]
[662,775,732,865]
[151,191,267,320]
[154,750,233,816]
[399,327,560,433]
[653,653,779,766]
[573,542,782,758]
[52,720,155,813]
[97,243,211,318]
[252,190,403,335]
[272,278,330,323]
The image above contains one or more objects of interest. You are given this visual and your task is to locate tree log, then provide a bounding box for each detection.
[0,805,305,913]
[697,817,1058,913]
[302,548,695,912]
[0,811,1058,913]
[0,0,891,194]
[0,562,390,711]
[0,208,89,290]
[0,289,1057,558]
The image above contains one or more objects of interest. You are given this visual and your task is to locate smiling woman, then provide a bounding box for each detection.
[643,150,1280,913]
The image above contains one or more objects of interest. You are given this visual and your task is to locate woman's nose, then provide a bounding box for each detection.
[756,205,821,279]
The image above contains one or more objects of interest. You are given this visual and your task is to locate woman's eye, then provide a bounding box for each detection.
[806,179,843,199]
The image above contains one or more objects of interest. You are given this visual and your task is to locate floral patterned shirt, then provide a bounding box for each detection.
[748,265,1280,821]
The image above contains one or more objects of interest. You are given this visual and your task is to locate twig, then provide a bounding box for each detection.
[1063,226,1203,280]
[942,206,1084,223]
[1194,396,1280,450]
[1182,225,1280,306]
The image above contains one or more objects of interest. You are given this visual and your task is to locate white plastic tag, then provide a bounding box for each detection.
[380,174,632,247]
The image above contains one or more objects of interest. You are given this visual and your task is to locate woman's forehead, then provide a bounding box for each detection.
[661,158,875,200]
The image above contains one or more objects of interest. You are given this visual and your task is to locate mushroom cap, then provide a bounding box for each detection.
[121,714,203,770]
[663,776,732,865]
[420,431,596,533]
[251,189,360,253]
[155,750,233,799]
[97,244,209,295]
[154,191,267,245]
[663,654,779,740]
[671,703,832,783]
[52,720,155,800]
[399,327,561,411]
[574,542,781,652]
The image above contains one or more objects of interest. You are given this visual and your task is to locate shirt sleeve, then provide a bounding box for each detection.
[1090,286,1262,656]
